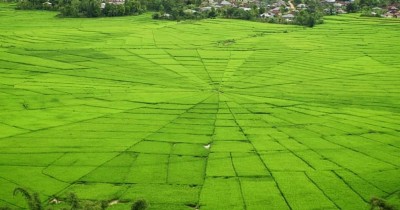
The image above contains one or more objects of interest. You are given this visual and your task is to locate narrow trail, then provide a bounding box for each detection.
[289,1,296,10]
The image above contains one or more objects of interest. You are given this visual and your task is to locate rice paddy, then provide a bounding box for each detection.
[0,3,399,209]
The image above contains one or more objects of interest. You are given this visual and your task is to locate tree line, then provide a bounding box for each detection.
[16,0,145,17]
[15,0,325,26]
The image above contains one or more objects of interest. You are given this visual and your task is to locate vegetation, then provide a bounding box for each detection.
[149,0,324,27]
[13,188,42,210]
[2,188,148,210]
[16,0,145,17]
[0,3,400,210]
[14,0,324,26]
[370,197,396,210]
[131,199,148,210]
[294,0,324,27]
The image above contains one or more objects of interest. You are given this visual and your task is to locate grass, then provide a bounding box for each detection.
[0,3,400,209]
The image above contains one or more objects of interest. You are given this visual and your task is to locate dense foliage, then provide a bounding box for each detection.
[15,0,324,26]
[151,0,323,27]
[16,0,145,17]
[61,0,144,17]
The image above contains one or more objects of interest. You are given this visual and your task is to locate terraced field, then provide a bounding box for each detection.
[0,3,399,209]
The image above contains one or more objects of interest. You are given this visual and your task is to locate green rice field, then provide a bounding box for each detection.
[0,3,399,209]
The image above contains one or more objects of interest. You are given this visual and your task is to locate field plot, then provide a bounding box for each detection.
[0,4,400,209]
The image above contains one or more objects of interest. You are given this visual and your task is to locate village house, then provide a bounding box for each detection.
[108,0,124,5]
[239,6,252,11]
[270,7,281,15]
[282,13,294,21]
[220,0,232,6]
[272,0,286,7]
[333,3,343,8]
[383,5,399,18]
[200,6,213,12]
[260,12,275,18]
[296,3,307,9]
[388,6,399,14]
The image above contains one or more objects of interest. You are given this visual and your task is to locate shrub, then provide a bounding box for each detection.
[131,199,149,210]
[370,197,396,210]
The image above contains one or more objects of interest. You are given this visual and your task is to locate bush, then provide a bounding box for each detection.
[370,197,396,210]
[346,3,359,13]
[152,12,160,19]
[131,199,149,210]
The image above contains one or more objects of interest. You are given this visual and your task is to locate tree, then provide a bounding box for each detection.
[208,7,217,18]
[294,8,322,27]
[13,188,42,210]
[80,0,101,17]
[100,200,108,210]
[159,4,164,14]
[259,7,266,14]
[66,192,80,210]
[346,2,359,13]
[152,12,161,19]
[60,0,80,17]
[131,199,148,210]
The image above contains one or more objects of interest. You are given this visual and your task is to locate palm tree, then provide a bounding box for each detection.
[13,187,42,210]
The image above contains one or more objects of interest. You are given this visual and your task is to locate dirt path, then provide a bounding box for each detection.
[288,0,296,10]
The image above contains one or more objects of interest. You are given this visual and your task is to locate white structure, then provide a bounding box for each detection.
[282,13,294,21]
[260,12,274,18]
[220,0,232,6]
[239,7,252,11]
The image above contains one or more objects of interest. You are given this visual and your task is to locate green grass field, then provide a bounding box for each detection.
[0,3,399,209]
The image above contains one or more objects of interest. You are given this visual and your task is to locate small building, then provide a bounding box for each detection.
[383,12,393,18]
[260,12,274,18]
[275,0,286,6]
[220,0,232,6]
[184,9,197,14]
[282,13,294,21]
[296,4,307,9]
[200,6,213,12]
[108,0,124,5]
[270,7,281,16]
[333,3,343,7]
[239,7,252,11]
[388,6,398,13]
